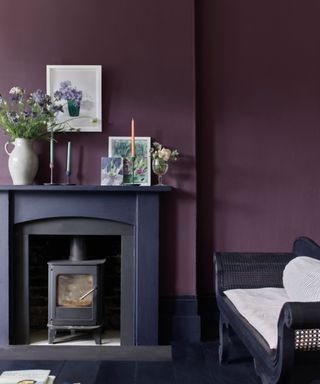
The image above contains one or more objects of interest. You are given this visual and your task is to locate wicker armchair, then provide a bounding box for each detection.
[214,237,320,384]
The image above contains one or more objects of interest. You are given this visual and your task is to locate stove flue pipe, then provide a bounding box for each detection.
[69,236,86,261]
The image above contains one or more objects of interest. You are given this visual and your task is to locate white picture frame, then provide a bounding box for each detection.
[46,65,102,132]
[108,136,151,186]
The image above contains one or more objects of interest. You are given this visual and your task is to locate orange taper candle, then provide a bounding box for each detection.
[131,118,135,157]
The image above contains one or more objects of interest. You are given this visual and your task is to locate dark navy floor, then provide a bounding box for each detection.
[1,342,320,383]
[0,342,260,384]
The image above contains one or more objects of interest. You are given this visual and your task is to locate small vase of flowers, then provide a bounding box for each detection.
[0,87,65,140]
[0,86,74,185]
[150,141,179,185]
[54,81,83,117]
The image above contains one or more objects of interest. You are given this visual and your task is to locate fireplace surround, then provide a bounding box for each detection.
[0,185,170,346]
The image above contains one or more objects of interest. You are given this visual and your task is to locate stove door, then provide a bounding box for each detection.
[48,264,102,326]
[57,274,94,308]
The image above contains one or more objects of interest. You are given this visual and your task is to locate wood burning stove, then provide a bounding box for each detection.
[48,236,106,344]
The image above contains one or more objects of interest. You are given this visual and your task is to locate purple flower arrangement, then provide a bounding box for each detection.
[54,81,83,107]
[0,86,74,140]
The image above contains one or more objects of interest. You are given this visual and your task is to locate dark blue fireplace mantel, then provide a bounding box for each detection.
[0,185,171,346]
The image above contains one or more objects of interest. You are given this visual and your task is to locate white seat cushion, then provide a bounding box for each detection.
[224,287,290,349]
[283,256,320,302]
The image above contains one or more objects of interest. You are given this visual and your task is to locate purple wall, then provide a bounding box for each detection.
[197,0,320,293]
[0,0,196,296]
[5,0,314,298]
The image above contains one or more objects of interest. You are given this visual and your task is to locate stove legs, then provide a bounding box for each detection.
[48,328,56,344]
[47,325,103,344]
[94,328,102,345]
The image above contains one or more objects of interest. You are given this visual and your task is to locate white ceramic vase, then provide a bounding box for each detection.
[5,138,39,185]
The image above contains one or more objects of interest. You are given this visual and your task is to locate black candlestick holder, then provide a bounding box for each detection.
[66,171,71,185]
[131,156,135,184]
[130,156,140,185]
[62,170,75,185]
[122,156,140,186]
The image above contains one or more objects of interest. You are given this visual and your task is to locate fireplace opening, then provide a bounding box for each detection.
[29,234,121,345]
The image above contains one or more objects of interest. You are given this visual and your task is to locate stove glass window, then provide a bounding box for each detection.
[57,274,94,307]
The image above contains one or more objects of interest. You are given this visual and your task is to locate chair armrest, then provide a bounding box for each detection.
[268,302,320,382]
[277,302,320,357]
[214,252,295,294]
[280,302,320,329]
[293,236,320,259]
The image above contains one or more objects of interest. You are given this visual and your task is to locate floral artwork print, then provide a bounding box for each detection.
[54,81,83,107]
[123,156,148,184]
[54,81,83,117]
[46,65,102,132]
[108,137,151,185]
[101,157,123,186]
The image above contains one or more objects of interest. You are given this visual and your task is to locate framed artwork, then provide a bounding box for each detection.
[46,65,102,132]
[108,136,151,186]
[101,157,124,186]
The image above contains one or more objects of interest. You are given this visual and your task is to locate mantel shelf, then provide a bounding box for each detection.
[0,185,172,193]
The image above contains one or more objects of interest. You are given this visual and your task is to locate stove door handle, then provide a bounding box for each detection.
[80,286,97,301]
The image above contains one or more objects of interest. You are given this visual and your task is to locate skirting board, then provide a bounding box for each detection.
[197,294,219,340]
[159,296,201,344]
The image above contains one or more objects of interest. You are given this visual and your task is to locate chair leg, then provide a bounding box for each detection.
[218,315,231,364]
[254,359,274,384]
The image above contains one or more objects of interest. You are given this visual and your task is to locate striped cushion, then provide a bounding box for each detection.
[283,256,320,302]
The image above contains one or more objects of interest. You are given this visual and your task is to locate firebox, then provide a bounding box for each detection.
[48,236,106,344]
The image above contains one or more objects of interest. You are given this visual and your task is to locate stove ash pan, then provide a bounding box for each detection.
[48,259,106,344]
